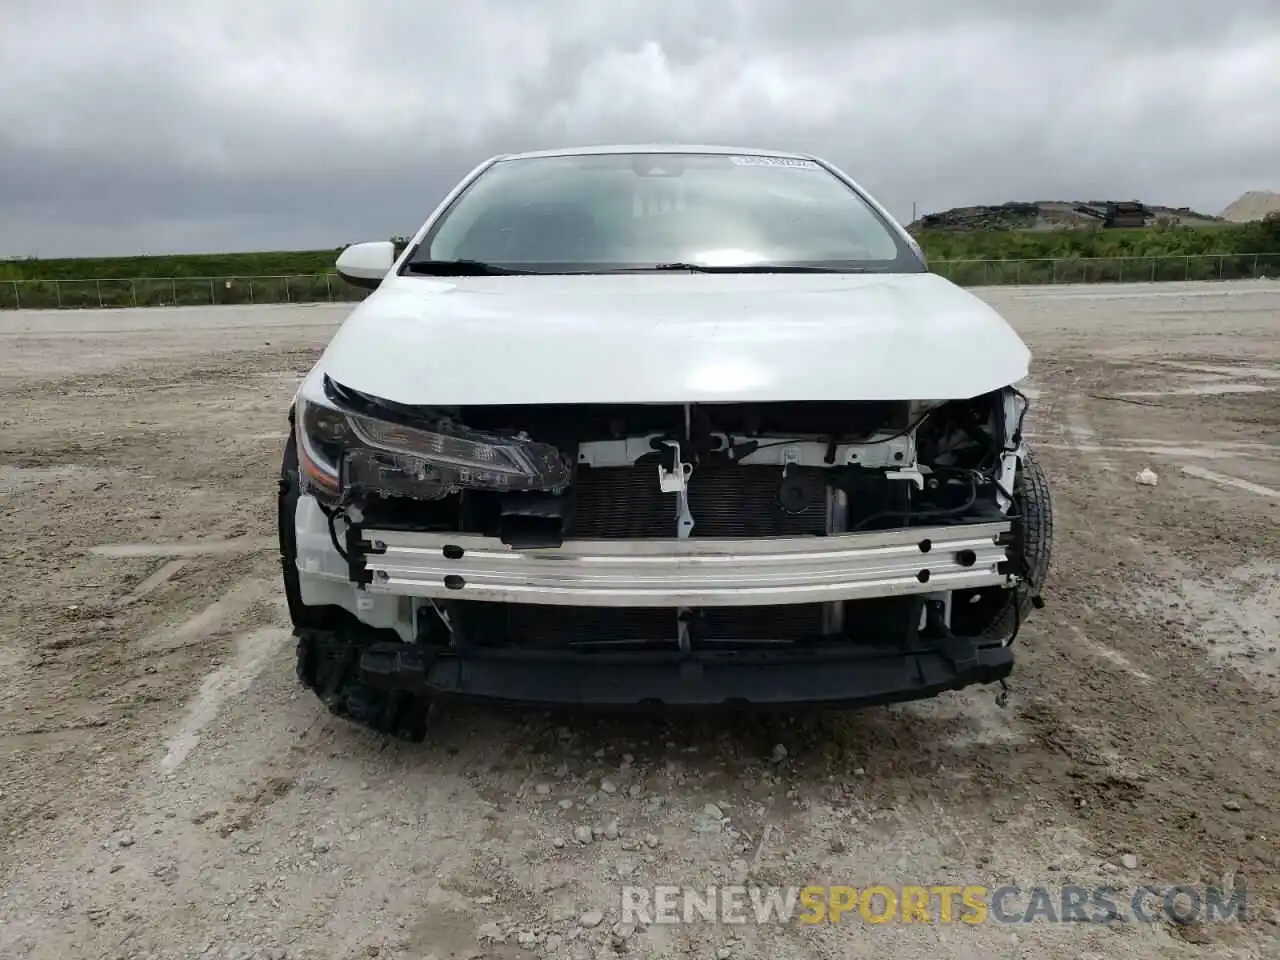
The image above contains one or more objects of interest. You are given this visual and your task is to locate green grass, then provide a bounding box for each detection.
[916,219,1280,261]
[920,218,1280,285]
[0,249,344,282]
[2,217,1279,310]
[0,249,367,309]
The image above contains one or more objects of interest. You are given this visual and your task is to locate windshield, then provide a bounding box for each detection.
[408,152,924,274]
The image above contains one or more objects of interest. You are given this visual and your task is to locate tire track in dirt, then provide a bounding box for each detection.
[1005,351,1280,946]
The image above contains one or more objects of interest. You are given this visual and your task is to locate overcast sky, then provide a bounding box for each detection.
[3,0,1279,258]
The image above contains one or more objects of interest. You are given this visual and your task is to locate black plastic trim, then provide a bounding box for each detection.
[333,633,1013,708]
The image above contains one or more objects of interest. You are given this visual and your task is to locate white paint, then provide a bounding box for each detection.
[89,536,275,558]
[1180,465,1280,500]
[1103,438,1278,450]
[137,579,278,653]
[1067,625,1155,683]
[158,627,290,774]
[310,271,1031,406]
[1063,407,1115,472]
[312,147,1027,407]
[257,371,308,383]
[0,465,90,495]
[1032,442,1278,461]
[336,241,395,286]
[1117,383,1273,397]
[1006,281,1280,302]
[1152,361,1280,380]
[118,559,189,605]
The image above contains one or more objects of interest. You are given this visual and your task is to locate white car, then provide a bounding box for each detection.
[279,144,1052,739]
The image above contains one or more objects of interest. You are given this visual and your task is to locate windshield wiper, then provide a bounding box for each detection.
[646,262,867,274]
[404,259,872,276]
[403,259,536,276]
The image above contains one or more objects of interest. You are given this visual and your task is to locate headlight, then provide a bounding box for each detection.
[294,394,571,502]
[295,398,349,497]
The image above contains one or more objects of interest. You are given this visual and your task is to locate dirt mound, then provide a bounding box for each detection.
[1220,190,1280,222]
[910,200,1222,232]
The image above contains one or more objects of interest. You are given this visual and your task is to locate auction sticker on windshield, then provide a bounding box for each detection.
[729,156,819,169]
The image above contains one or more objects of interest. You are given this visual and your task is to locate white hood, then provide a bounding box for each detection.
[316,272,1030,406]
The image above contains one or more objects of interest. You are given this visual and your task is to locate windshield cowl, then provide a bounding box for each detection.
[401,258,881,276]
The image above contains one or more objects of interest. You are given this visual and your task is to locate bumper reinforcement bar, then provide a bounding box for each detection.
[350,521,1013,607]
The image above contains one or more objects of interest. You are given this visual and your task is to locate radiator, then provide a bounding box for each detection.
[566,464,830,539]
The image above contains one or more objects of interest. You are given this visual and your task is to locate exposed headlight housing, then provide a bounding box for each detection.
[294,390,571,503]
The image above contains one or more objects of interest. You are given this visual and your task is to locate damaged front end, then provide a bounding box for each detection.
[286,373,1049,712]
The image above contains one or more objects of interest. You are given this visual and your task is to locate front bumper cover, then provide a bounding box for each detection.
[348,521,1014,606]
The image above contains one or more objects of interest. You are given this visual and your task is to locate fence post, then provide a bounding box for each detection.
[1254,253,1260,279]
[210,279,216,305]
[1219,256,1224,279]
[249,278,255,304]
[285,276,291,302]
[171,278,178,305]
[1051,259,1057,284]
[1184,257,1190,281]
[1118,258,1123,283]
[1151,259,1156,283]
[1015,261,1021,284]
[55,280,62,308]
[12,280,19,309]
[325,274,332,301]
[96,279,103,308]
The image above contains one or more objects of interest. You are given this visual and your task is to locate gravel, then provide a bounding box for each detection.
[2,289,1278,960]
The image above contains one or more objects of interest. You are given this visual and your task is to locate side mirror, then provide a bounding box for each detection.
[336,241,396,290]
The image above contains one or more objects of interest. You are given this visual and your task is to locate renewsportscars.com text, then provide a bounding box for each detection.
[620,884,1248,926]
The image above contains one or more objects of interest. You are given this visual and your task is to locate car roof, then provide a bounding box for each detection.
[495,144,820,163]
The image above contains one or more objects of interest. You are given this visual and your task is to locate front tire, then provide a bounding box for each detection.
[951,446,1054,640]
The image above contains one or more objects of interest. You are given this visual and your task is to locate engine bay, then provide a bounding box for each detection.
[291,379,1033,653]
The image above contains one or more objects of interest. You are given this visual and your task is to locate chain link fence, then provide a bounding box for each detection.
[3,254,1280,310]
[928,252,1280,286]
[0,274,367,310]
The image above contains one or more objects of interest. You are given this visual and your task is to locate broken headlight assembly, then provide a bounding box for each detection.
[293,393,572,503]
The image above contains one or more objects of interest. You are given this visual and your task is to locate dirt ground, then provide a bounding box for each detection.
[0,281,1277,960]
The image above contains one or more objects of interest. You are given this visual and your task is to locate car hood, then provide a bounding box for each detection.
[315,272,1030,405]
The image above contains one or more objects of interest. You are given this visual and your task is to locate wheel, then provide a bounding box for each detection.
[295,628,433,742]
[279,431,431,742]
[951,446,1054,640]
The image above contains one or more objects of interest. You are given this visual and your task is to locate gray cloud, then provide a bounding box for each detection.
[3,0,1278,257]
